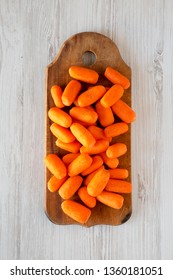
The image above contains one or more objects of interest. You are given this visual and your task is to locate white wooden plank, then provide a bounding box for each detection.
[160,0,173,259]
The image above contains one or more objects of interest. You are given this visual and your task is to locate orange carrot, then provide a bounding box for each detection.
[85,105,96,112]
[107,168,129,179]
[62,80,82,106]
[69,107,98,125]
[61,200,91,224]
[95,101,114,127]
[78,186,96,208]
[105,179,132,193]
[56,139,81,153]
[88,86,110,91]
[50,85,64,108]
[44,154,67,179]
[81,155,103,176]
[100,152,119,169]
[88,125,112,142]
[87,168,110,197]
[80,139,109,155]
[68,153,93,176]
[50,123,76,143]
[62,153,80,165]
[70,123,96,148]
[112,100,136,123]
[104,122,128,138]
[106,143,127,158]
[84,166,104,186]
[71,118,97,127]
[73,98,80,106]
[104,66,130,89]
[69,66,99,84]
[97,191,124,209]
[74,98,98,108]
[77,86,106,107]
[100,84,124,108]
[59,175,83,199]
[48,107,72,128]
[48,175,67,192]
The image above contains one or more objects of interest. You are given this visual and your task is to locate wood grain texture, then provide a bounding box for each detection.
[0,0,173,259]
[45,32,132,227]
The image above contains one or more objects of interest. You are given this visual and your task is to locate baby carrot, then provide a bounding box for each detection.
[80,139,109,155]
[68,153,93,177]
[70,123,96,148]
[81,155,103,176]
[100,84,124,108]
[73,98,80,106]
[84,166,104,186]
[44,154,67,179]
[50,123,76,143]
[104,66,130,89]
[78,186,96,208]
[56,139,81,153]
[107,168,129,179]
[88,86,110,91]
[106,143,127,158]
[61,200,91,224]
[105,179,132,193]
[104,122,128,138]
[62,153,80,165]
[71,118,97,127]
[95,101,114,127]
[88,125,112,142]
[77,86,106,107]
[69,66,99,84]
[97,191,124,209]
[69,107,98,125]
[48,175,67,192]
[48,107,72,128]
[100,152,119,169]
[59,175,83,199]
[85,105,96,112]
[62,80,82,106]
[87,168,110,197]
[112,100,136,123]
[50,85,64,108]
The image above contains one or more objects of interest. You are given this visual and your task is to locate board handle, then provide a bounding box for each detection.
[47,32,130,87]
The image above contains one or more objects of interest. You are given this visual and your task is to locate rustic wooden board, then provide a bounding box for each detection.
[45,32,132,226]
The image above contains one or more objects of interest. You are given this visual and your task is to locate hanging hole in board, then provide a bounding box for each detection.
[82,51,96,66]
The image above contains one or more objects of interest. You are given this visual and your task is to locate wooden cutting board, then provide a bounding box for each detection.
[45,32,132,226]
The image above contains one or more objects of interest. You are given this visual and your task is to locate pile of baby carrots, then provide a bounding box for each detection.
[44,65,136,224]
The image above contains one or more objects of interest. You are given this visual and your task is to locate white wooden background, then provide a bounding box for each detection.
[0,0,173,260]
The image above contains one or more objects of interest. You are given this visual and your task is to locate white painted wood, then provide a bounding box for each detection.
[0,0,173,259]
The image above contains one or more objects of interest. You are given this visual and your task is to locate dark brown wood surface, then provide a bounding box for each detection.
[45,32,132,227]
